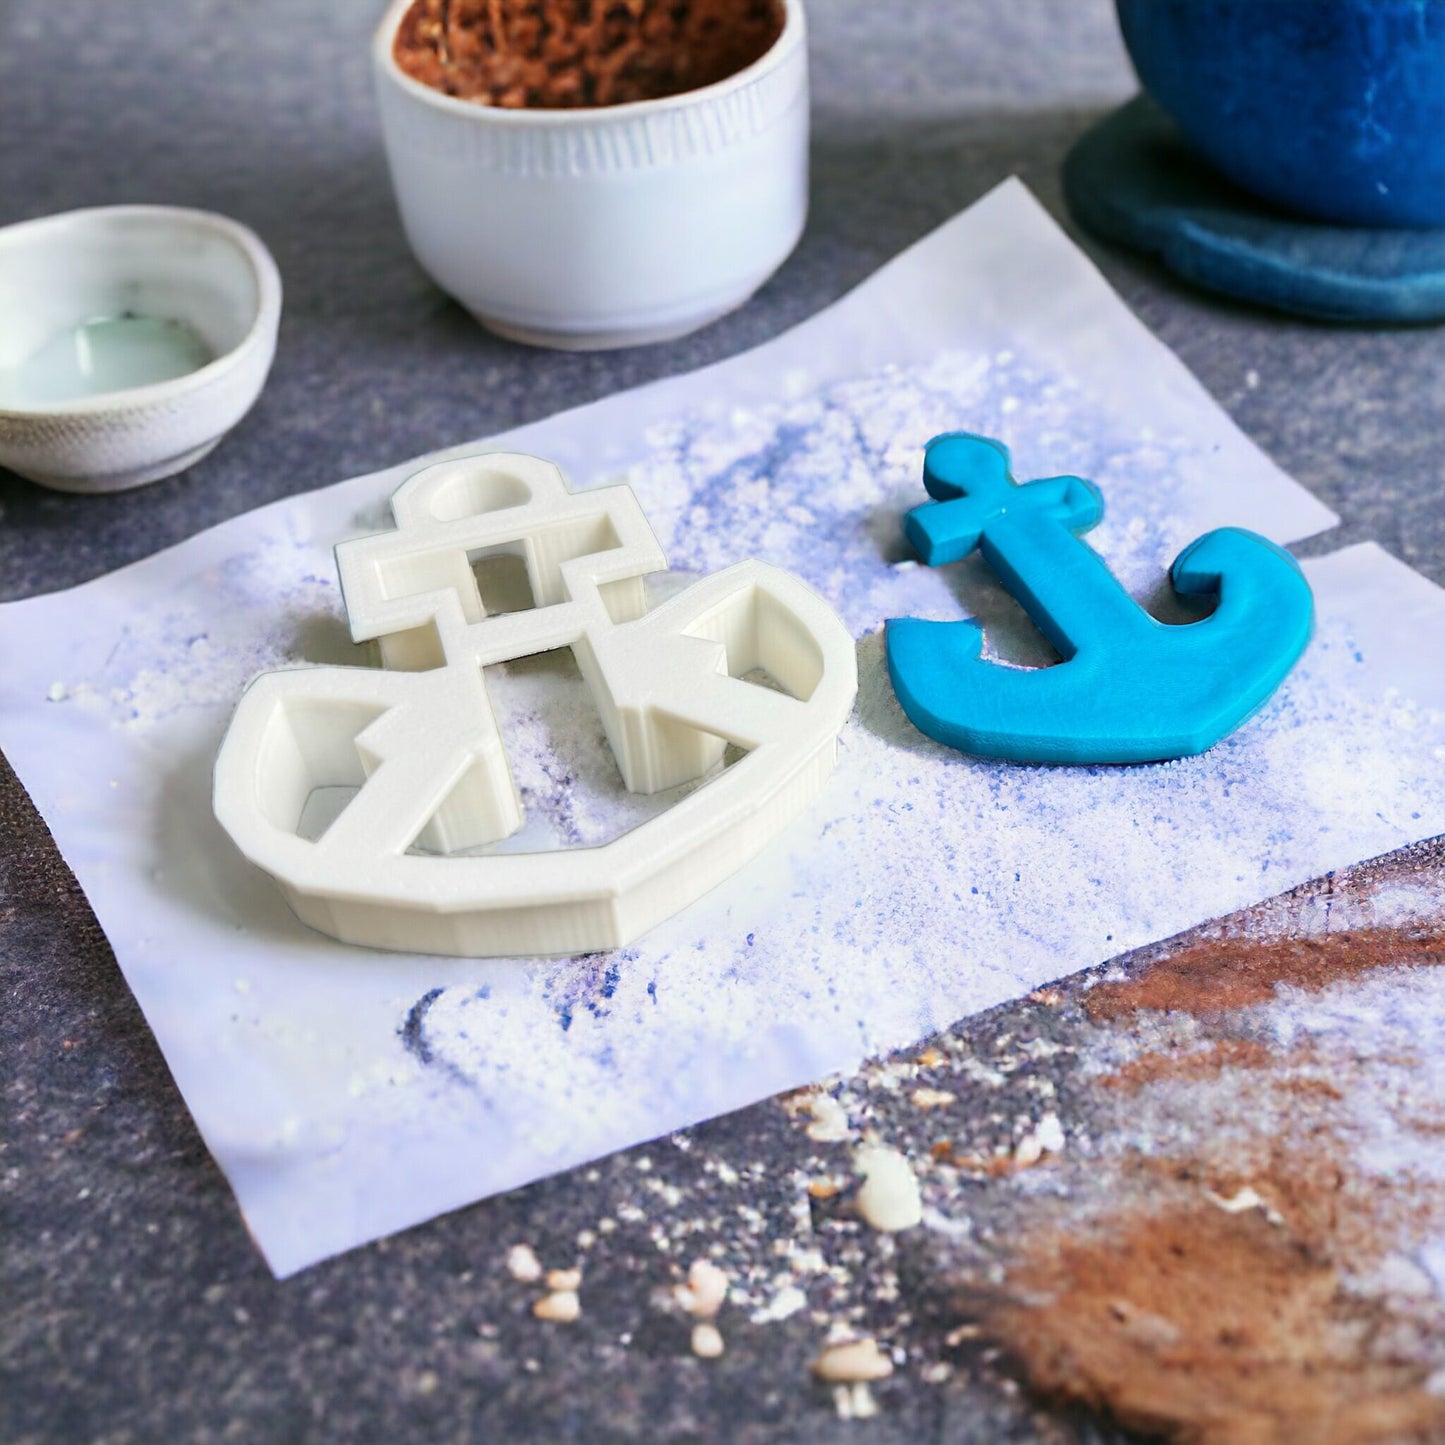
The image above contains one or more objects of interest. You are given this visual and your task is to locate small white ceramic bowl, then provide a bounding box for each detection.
[0,206,282,493]
[372,0,809,350]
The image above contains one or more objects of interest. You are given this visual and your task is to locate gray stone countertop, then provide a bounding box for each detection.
[5,3,1445,1442]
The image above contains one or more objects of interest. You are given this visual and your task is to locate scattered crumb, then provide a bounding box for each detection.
[1015,1111,1066,1167]
[940,1148,1019,1178]
[752,1285,808,1324]
[533,1290,580,1323]
[832,1381,880,1419]
[691,1322,725,1359]
[681,1259,729,1319]
[1013,1132,1045,1168]
[545,1266,582,1292]
[506,1243,542,1283]
[1035,1112,1065,1153]
[46,681,66,702]
[813,1337,895,1384]
[909,1087,956,1110]
[803,1092,852,1143]
[1204,1185,1283,1226]
[853,1145,922,1232]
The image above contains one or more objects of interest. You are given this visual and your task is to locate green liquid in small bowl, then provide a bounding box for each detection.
[0,314,214,408]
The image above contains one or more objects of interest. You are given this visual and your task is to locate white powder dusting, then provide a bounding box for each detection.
[9,339,1445,1277]
[389,356,1445,1137]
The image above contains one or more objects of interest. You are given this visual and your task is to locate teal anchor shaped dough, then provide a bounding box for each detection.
[884,433,1314,764]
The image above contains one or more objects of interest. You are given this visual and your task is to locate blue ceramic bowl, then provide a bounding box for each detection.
[1116,0,1445,228]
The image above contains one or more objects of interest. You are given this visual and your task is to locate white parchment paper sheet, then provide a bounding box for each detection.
[4,181,1443,1276]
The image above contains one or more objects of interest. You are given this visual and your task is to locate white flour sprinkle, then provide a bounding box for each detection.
[388,355,1445,1134]
[41,350,1445,1166]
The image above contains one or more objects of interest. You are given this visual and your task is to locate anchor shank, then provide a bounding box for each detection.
[982,511,1145,661]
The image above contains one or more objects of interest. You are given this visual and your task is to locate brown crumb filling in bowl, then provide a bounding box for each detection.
[392,0,786,110]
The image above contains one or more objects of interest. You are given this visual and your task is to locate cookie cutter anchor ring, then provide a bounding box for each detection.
[213,453,858,956]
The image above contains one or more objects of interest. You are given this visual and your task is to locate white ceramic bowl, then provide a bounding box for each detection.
[372,0,809,350]
[0,206,282,493]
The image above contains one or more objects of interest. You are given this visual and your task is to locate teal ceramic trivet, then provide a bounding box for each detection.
[1064,96,1445,324]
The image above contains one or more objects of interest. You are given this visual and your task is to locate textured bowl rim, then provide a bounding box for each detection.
[0,204,283,421]
[372,0,805,127]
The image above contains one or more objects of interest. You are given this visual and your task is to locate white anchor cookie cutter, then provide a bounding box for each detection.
[213,453,858,956]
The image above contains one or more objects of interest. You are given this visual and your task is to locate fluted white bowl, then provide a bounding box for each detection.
[372,0,809,350]
[0,206,282,493]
